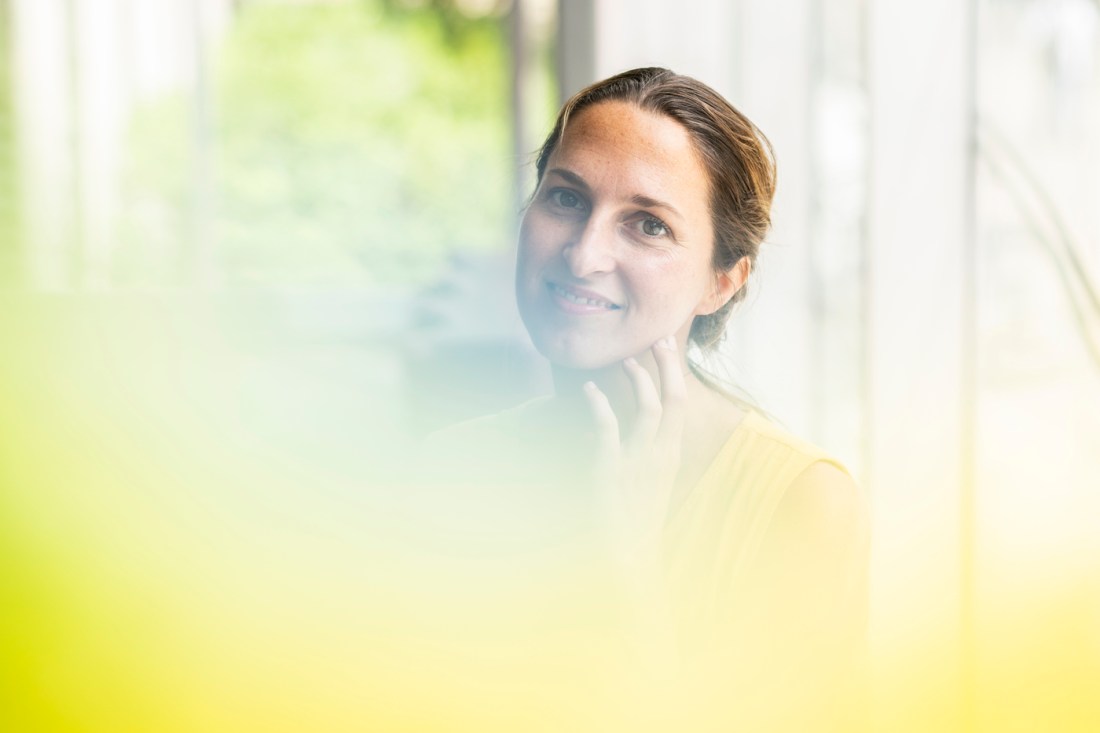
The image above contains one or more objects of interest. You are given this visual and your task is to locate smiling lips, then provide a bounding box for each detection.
[547,281,621,313]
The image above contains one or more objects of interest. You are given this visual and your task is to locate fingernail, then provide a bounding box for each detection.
[583,381,597,392]
[623,357,638,368]
[660,337,676,351]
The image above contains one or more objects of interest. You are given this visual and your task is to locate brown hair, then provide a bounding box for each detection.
[533,67,776,350]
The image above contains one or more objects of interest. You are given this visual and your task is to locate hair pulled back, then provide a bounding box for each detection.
[533,67,776,350]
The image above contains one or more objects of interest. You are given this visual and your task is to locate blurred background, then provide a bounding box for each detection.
[1,0,1099,730]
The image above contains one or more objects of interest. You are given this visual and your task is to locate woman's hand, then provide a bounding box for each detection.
[581,336,687,667]
[582,336,687,570]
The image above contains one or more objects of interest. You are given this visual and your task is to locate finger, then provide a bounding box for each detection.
[621,356,662,453]
[651,337,687,446]
[583,381,621,485]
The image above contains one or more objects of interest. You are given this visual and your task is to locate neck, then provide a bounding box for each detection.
[545,352,748,502]
[548,349,710,433]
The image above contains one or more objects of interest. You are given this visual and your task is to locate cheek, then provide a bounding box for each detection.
[630,258,711,311]
[517,213,556,271]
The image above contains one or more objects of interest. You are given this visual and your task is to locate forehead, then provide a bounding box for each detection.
[549,101,710,204]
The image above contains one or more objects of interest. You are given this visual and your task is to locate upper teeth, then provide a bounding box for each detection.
[553,284,615,308]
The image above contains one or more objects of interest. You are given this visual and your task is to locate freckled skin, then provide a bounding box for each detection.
[516,101,724,370]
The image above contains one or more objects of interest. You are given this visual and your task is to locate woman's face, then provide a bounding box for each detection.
[516,101,724,370]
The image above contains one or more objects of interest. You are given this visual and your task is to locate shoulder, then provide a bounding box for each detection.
[758,459,870,617]
[736,410,834,465]
[778,462,867,546]
[739,414,869,588]
[714,411,854,507]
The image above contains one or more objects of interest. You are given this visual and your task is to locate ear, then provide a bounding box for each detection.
[695,256,751,316]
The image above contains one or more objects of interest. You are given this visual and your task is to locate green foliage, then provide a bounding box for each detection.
[115,95,192,287]
[212,1,514,286]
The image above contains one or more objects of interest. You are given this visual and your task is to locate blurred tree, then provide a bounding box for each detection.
[379,0,513,45]
[119,0,514,287]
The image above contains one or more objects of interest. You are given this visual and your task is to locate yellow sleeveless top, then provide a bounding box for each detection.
[421,405,864,727]
[425,402,855,616]
[662,409,850,644]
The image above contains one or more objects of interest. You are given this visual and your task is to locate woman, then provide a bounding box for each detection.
[425,66,868,728]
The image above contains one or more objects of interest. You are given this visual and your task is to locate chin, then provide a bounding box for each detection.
[519,303,655,371]
[529,331,633,372]
[542,350,617,372]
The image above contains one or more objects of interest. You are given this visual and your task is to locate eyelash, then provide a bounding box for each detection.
[637,216,671,238]
[545,187,673,240]
[548,188,587,212]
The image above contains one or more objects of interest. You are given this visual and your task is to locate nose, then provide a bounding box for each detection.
[562,216,616,278]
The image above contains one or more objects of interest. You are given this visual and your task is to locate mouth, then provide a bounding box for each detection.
[546,281,622,312]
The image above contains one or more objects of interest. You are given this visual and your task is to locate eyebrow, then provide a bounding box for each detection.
[545,167,591,192]
[545,167,684,222]
[630,194,683,222]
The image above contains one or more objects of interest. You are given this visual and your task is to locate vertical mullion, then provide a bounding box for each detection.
[866,0,972,728]
[960,0,981,728]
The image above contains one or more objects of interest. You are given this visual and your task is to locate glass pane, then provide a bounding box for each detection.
[975,0,1100,728]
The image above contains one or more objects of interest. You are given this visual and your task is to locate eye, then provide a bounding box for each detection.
[549,188,586,211]
[639,216,670,238]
